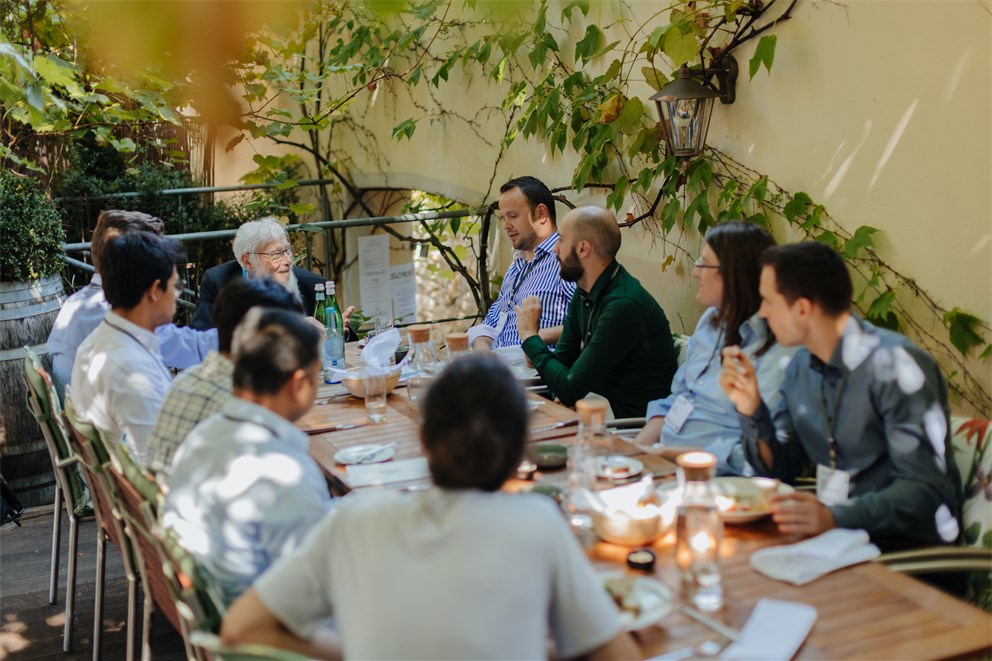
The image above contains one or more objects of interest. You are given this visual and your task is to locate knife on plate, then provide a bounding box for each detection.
[529,419,579,435]
[306,422,369,435]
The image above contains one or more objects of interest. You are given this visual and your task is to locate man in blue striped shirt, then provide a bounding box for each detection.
[468,176,576,351]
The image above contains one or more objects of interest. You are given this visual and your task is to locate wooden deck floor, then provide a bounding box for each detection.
[1,507,185,660]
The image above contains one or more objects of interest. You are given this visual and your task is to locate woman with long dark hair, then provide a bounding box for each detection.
[635,222,797,475]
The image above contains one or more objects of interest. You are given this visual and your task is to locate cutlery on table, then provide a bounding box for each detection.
[679,605,740,642]
[529,419,579,435]
[306,422,369,435]
[352,442,397,464]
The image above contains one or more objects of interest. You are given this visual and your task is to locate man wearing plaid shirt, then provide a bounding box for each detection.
[467,176,575,351]
[148,277,302,477]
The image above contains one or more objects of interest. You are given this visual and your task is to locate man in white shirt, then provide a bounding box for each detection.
[468,176,575,352]
[220,354,638,661]
[49,209,216,399]
[161,307,332,605]
[70,231,184,468]
[147,277,303,476]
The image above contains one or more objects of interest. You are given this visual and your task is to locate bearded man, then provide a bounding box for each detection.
[191,217,352,333]
[516,206,678,419]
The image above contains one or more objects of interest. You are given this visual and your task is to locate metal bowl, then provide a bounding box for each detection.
[339,367,402,398]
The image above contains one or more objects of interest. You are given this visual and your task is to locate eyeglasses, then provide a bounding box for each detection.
[693,257,720,271]
[251,246,293,261]
[173,278,187,293]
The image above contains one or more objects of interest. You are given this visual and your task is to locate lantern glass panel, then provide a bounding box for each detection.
[657,96,714,159]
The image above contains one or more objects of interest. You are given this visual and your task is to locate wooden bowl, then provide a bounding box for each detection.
[340,367,402,398]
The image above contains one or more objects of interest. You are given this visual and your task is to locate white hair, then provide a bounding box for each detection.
[232,217,288,265]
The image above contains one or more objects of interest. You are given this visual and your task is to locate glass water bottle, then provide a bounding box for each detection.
[675,451,724,612]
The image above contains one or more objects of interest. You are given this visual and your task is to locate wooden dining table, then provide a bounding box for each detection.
[299,364,991,660]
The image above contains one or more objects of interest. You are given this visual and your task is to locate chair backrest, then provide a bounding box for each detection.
[158,525,225,638]
[22,347,89,515]
[188,631,315,661]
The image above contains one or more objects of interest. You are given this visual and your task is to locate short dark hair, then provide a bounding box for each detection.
[212,278,304,353]
[569,206,621,260]
[761,242,852,316]
[101,232,184,310]
[421,354,527,492]
[231,308,320,396]
[705,222,776,353]
[90,210,164,273]
[500,175,557,225]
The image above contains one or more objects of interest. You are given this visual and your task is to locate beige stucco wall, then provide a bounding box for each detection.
[216,0,992,409]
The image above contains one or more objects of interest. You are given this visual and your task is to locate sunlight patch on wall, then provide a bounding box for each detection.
[869,99,918,192]
[944,50,973,100]
[824,121,872,200]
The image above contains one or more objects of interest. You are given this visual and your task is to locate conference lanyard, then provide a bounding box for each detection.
[503,251,548,313]
[817,369,849,469]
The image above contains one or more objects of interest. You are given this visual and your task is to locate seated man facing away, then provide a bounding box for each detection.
[147,277,303,477]
[468,176,575,351]
[191,216,354,337]
[517,206,679,418]
[71,231,184,469]
[49,209,216,399]
[221,355,639,661]
[161,307,333,605]
[719,241,961,544]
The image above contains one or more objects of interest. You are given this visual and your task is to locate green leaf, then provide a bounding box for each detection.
[982,530,992,548]
[641,67,668,92]
[867,291,896,319]
[615,96,644,135]
[33,55,77,89]
[843,225,878,259]
[783,192,812,221]
[980,344,992,360]
[449,218,460,234]
[963,522,980,546]
[661,198,680,233]
[606,177,628,212]
[944,308,984,355]
[744,176,768,203]
[575,25,603,63]
[663,28,699,68]
[289,202,316,216]
[391,118,417,141]
[749,35,777,79]
[561,0,590,20]
[815,231,839,248]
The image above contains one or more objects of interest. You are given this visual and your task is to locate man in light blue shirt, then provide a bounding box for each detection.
[468,177,575,350]
[161,307,332,605]
[49,210,216,399]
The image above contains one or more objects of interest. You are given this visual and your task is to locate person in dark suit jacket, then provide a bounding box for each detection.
[192,218,354,336]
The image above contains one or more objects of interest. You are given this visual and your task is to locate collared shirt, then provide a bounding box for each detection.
[521,261,679,419]
[254,487,621,660]
[69,311,173,469]
[645,308,798,475]
[147,351,234,477]
[48,274,217,399]
[161,397,333,605]
[740,315,962,544]
[470,233,576,349]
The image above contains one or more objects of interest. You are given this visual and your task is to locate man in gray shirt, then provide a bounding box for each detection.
[719,242,960,545]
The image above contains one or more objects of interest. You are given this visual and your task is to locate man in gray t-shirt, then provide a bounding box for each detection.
[719,242,960,545]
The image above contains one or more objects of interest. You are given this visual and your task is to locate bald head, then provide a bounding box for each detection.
[561,206,621,260]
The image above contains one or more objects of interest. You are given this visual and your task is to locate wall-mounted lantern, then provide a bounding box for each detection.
[650,57,738,160]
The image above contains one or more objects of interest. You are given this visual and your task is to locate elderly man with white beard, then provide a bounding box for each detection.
[191,217,354,335]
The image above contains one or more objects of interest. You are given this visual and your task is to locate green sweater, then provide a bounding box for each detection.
[522,262,678,419]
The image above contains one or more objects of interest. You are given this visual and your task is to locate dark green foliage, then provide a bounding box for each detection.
[0,170,64,282]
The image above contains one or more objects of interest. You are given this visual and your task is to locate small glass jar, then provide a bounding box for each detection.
[445,332,470,361]
[406,324,438,404]
[675,451,724,612]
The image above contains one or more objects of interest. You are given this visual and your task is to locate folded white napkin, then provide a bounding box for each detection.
[361,327,401,373]
[720,599,817,660]
[750,528,880,585]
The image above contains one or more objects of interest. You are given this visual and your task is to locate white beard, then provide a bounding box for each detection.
[246,255,303,304]
[284,269,303,304]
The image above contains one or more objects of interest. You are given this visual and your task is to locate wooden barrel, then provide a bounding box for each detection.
[0,275,64,508]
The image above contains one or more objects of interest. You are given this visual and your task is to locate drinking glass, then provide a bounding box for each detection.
[364,372,388,424]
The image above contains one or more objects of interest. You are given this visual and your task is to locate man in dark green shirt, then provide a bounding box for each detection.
[516,206,678,419]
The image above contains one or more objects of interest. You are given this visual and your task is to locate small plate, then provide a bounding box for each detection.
[589,455,644,480]
[656,476,794,524]
[334,443,396,465]
[600,571,674,631]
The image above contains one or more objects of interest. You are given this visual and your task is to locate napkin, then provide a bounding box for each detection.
[361,327,401,374]
[750,528,880,585]
[720,599,817,660]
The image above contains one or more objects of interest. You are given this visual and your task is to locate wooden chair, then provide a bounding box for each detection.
[187,632,316,661]
[64,398,140,661]
[21,348,94,653]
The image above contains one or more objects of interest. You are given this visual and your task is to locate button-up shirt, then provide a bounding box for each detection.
[161,397,333,605]
[469,233,575,349]
[522,261,679,419]
[740,315,962,544]
[646,308,797,475]
[49,274,217,399]
[69,311,173,468]
[148,351,234,477]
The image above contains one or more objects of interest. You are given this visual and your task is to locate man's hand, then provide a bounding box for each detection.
[769,491,836,536]
[473,336,494,352]
[718,346,762,416]
[514,295,543,342]
[342,305,356,334]
[633,417,665,449]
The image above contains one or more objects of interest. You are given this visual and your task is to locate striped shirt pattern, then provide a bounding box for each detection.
[482,232,576,348]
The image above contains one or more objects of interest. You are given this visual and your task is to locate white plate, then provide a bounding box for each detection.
[600,571,674,631]
[656,476,794,524]
[334,444,396,465]
[510,364,539,381]
[589,456,644,480]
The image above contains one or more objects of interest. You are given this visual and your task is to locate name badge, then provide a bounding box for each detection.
[494,309,508,337]
[816,464,851,506]
[665,395,694,433]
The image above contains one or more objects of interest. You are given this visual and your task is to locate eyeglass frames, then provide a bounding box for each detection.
[693,257,720,271]
[250,246,294,261]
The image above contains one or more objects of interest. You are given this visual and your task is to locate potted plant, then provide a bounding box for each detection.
[0,169,66,508]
